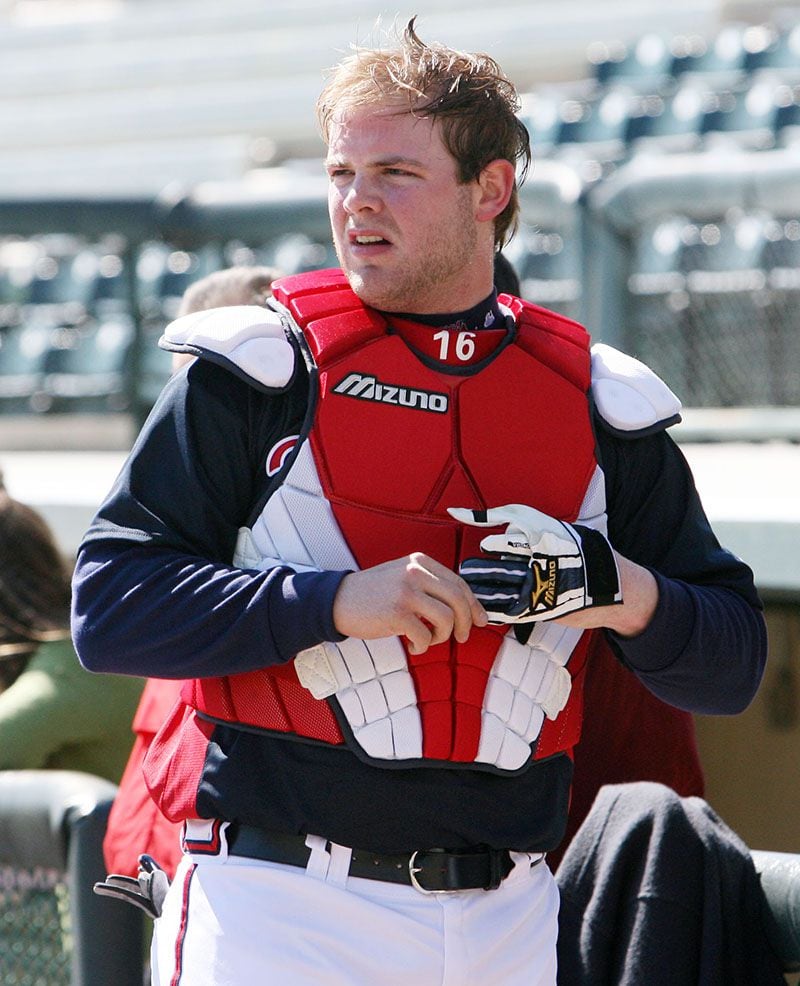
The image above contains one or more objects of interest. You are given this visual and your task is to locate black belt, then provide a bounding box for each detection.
[226,826,522,893]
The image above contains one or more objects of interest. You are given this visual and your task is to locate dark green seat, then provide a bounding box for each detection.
[40,316,134,413]
[752,850,800,973]
[0,323,51,412]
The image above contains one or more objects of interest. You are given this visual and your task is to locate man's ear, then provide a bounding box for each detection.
[475,159,516,223]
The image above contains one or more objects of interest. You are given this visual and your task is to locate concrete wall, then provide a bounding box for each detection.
[696,603,800,853]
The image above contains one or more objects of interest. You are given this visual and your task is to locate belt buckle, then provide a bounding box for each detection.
[408,849,448,895]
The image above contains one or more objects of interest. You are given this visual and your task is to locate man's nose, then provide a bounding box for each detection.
[343,174,381,213]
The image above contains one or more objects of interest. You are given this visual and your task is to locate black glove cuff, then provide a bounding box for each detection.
[573,525,620,606]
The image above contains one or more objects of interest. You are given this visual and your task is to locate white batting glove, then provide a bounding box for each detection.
[448,504,622,623]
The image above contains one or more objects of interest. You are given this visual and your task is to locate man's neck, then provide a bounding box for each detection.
[380,290,505,335]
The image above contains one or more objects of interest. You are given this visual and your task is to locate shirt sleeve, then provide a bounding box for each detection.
[598,421,767,715]
[71,359,347,680]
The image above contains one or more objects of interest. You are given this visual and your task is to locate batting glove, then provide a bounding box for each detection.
[93,853,169,920]
[448,503,622,623]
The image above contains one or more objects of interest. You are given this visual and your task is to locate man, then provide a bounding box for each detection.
[72,19,766,985]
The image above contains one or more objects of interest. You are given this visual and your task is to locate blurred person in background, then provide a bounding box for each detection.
[73,19,766,985]
[170,264,281,371]
[103,263,283,881]
[0,471,143,781]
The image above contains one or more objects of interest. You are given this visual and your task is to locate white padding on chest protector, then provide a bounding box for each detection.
[591,342,681,433]
[294,637,423,761]
[161,305,295,389]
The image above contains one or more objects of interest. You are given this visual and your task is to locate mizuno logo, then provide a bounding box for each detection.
[530,559,558,610]
[333,372,449,413]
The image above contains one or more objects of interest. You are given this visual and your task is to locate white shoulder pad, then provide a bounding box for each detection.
[591,343,681,435]
[160,305,296,390]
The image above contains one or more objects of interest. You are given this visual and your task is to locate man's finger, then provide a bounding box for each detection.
[402,617,434,655]
[409,553,489,631]
[409,594,455,648]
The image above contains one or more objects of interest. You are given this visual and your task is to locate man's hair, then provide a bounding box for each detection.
[178,265,282,317]
[0,472,71,689]
[494,251,521,297]
[316,17,531,249]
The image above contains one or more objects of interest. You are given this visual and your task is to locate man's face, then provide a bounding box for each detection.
[325,102,485,313]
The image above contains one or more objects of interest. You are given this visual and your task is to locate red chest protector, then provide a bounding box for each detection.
[176,270,600,779]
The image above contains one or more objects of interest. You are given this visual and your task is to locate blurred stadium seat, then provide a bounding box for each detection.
[669,25,749,90]
[587,33,674,92]
[0,770,144,986]
[553,87,636,153]
[84,251,131,320]
[699,78,783,150]
[136,245,217,322]
[20,245,92,330]
[624,83,707,155]
[0,322,51,413]
[773,91,800,145]
[519,88,567,159]
[0,246,28,331]
[39,317,135,414]
[546,87,638,183]
[135,325,175,409]
[743,22,800,83]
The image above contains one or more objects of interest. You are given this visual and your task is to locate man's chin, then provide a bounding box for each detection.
[343,269,393,310]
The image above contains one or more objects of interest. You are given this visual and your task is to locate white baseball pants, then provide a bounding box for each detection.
[150,830,559,986]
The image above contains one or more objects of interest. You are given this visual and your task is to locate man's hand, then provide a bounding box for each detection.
[332,553,489,654]
[448,504,622,623]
